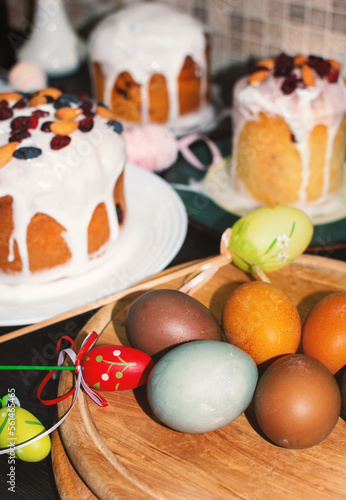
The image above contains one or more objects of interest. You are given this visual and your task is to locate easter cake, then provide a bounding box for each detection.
[229,53,346,210]
[88,3,211,131]
[0,88,127,285]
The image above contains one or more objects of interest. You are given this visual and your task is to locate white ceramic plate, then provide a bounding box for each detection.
[0,164,188,326]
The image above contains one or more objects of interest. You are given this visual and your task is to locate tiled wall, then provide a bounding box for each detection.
[6,0,346,75]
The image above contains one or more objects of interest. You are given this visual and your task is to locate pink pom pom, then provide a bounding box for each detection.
[123,125,178,172]
[9,61,47,92]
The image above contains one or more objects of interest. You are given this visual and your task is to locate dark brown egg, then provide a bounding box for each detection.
[254,354,341,449]
[125,289,222,358]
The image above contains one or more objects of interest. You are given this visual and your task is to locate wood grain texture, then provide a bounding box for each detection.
[51,430,97,500]
[53,255,346,500]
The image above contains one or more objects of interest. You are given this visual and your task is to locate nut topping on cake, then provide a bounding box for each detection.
[0,142,19,167]
[301,63,315,87]
[248,53,341,91]
[0,88,124,158]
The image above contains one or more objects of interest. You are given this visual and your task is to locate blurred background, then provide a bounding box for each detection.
[2,0,346,76]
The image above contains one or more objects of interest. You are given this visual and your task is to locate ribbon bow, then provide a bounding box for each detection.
[37,330,109,407]
[0,330,107,457]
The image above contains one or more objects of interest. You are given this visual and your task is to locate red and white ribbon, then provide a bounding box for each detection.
[0,330,107,456]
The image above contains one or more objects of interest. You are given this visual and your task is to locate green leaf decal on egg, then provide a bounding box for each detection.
[229,205,313,273]
[0,406,51,462]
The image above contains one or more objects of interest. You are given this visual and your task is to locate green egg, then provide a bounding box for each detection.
[0,406,51,462]
[229,205,313,273]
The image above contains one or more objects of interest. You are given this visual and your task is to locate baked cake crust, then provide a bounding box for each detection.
[88,3,210,127]
[231,54,346,208]
[0,88,127,284]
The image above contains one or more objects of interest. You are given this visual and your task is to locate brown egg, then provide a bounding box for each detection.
[254,354,341,449]
[125,289,222,358]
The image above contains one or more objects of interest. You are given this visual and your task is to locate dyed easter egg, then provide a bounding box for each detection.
[302,291,346,375]
[147,340,258,434]
[125,289,222,358]
[254,354,341,449]
[81,344,154,392]
[229,205,313,273]
[0,406,51,462]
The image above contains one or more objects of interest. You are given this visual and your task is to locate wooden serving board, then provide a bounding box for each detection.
[52,255,346,500]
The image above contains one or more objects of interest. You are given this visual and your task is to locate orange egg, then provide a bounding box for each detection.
[302,291,346,375]
[221,281,301,365]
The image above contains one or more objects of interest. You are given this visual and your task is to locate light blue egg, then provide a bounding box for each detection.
[147,340,258,434]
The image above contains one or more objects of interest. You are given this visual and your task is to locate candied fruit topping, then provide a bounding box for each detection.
[11,116,31,131]
[9,130,31,143]
[281,74,300,95]
[79,100,94,114]
[13,146,42,160]
[79,116,94,132]
[32,109,50,118]
[54,98,72,110]
[50,135,71,150]
[12,98,28,109]
[0,107,13,120]
[249,52,342,92]
[327,69,339,83]
[107,120,123,134]
[116,203,124,225]
[274,53,294,77]
[0,88,123,159]
[41,121,53,133]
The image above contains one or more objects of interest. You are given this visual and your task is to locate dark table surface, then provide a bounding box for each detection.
[0,60,345,500]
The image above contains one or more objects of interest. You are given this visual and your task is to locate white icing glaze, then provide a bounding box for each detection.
[88,3,209,128]
[231,67,346,206]
[0,98,126,285]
